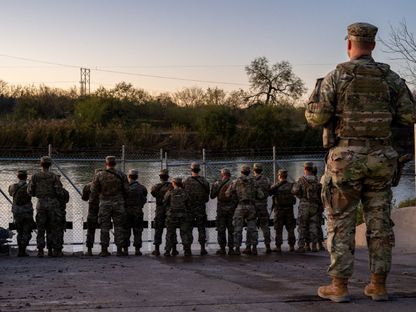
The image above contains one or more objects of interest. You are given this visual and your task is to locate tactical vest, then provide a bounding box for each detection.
[336,62,392,139]
[168,188,188,214]
[300,176,321,204]
[126,181,147,213]
[273,181,295,207]
[235,177,256,202]
[99,170,125,198]
[153,182,172,206]
[184,176,209,205]
[11,182,31,206]
[33,172,59,198]
[217,179,232,203]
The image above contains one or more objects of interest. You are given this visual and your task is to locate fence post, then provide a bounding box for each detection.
[202,148,207,179]
[164,152,168,170]
[121,145,126,173]
[273,146,276,184]
[48,144,52,158]
[160,148,163,170]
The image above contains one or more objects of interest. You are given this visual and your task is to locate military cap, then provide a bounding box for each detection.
[241,164,251,172]
[128,169,138,176]
[17,169,28,175]
[304,161,314,168]
[253,163,263,170]
[172,177,182,184]
[159,169,169,176]
[277,169,288,175]
[221,168,231,175]
[40,156,52,164]
[105,155,116,163]
[346,22,378,43]
[190,162,200,170]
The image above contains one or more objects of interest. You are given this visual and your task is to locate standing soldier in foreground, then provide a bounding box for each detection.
[8,170,34,257]
[210,168,237,256]
[163,177,192,257]
[252,163,272,254]
[292,162,321,253]
[183,162,210,256]
[27,156,64,257]
[91,156,129,257]
[226,165,264,256]
[151,169,175,256]
[82,169,101,256]
[123,169,148,256]
[269,169,296,252]
[305,23,415,302]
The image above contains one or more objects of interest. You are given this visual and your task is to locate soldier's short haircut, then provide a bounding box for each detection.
[17,172,28,180]
[41,162,51,169]
[106,160,116,167]
[253,168,263,174]
[191,167,201,173]
[128,173,138,180]
[160,174,169,181]
[352,40,375,50]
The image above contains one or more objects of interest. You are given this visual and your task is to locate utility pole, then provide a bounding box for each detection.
[80,68,90,96]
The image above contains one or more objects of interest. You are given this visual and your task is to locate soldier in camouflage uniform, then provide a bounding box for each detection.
[82,169,101,256]
[91,156,129,257]
[27,156,64,257]
[269,169,296,252]
[292,162,321,253]
[312,166,326,251]
[252,163,272,254]
[210,168,237,256]
[226,165,264,256]
[8,170,34,257]
[55,181,69,257]
[183,162,210,256]
[123,169,148,256]
[151,169,176,256]
[163,177,193,257]
[306,23,416,302]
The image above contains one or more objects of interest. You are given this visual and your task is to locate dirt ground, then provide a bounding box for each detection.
[0,247,415,312]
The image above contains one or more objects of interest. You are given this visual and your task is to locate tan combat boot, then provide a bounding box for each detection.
[274,245,282,252]
[364,273,389,301]
[242,245,252,255]
[289,245,295,252]
[311,243,318,252]
[305,243,311,252]
[151,245,160,256]
[265,243,272,254]
[318,277,350,303]
[86,247,93,256]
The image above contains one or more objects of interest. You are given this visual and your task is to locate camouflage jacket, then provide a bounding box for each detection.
[183,175,210,206]
[292,175,322,205]
[90,168,129,201]
[305,56,415,136]
[253,174,271,205]
[82,182,100,206]
[269,180,296,209]
[9,181,32,206]
[226,175,264,204]
[163,187,191,217]
[210,178,237,211]
[27,170,63,199]
[151,181,173,208]
[125,181,148,216]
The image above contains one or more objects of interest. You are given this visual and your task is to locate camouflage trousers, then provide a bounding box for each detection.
[35,198,63,250]
[190,205,207,245]
[233,203,258,247]
[317,214,324,243]
[98,198,126,248]
[273,206,296,246]
[13,204,34,247]
[297,202,320,246]
[153,205,177,246]
[216,208,235,248]
[165,212,192,251]
[322,145,397,278]
[255,202,271,244]
[123,211,143,248]
[86,204,99,248]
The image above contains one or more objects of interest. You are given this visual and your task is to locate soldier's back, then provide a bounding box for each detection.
[94,169,127,199]
[30,171,61,199]
[151,181,172,206]
[183,176,209,205]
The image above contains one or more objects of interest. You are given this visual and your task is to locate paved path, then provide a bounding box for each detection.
[1,248,415,311]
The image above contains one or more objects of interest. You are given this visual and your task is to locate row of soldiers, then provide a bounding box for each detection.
[8,155,324,257]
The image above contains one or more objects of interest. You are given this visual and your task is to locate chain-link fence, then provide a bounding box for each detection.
[1,145,414,254]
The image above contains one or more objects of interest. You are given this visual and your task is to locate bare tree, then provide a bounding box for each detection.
[380,20,416,85]
[245,57,305,105]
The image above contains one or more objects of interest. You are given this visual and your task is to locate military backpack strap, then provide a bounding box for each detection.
[191,176,210,194]
[11,182,27,198]
[105,169,127,197]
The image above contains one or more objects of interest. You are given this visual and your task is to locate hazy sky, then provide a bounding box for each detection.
[1,0,415,95]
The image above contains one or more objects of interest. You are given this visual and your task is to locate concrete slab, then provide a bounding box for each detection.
[0,248,415,311]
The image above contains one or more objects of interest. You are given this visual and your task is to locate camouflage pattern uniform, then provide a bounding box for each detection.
[150,170,175,247]
[8,171,34,254]
[183,164,210,246]
[292,167,322,250]
[306,23,415,279]
[82,180,100,250]
[27,157,64,254]
[269,170,296,249]
[252,164,271,250]
[55,186,69,253]
[210,170,237,251]
[226,165,264,252]
[163,178,192,255]
[91,158,129,249]
[124,170,148,251]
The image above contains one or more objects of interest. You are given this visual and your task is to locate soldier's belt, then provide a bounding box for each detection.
[338,138,391,148]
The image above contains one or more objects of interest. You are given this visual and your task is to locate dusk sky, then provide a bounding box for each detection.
[1,0,416,95]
